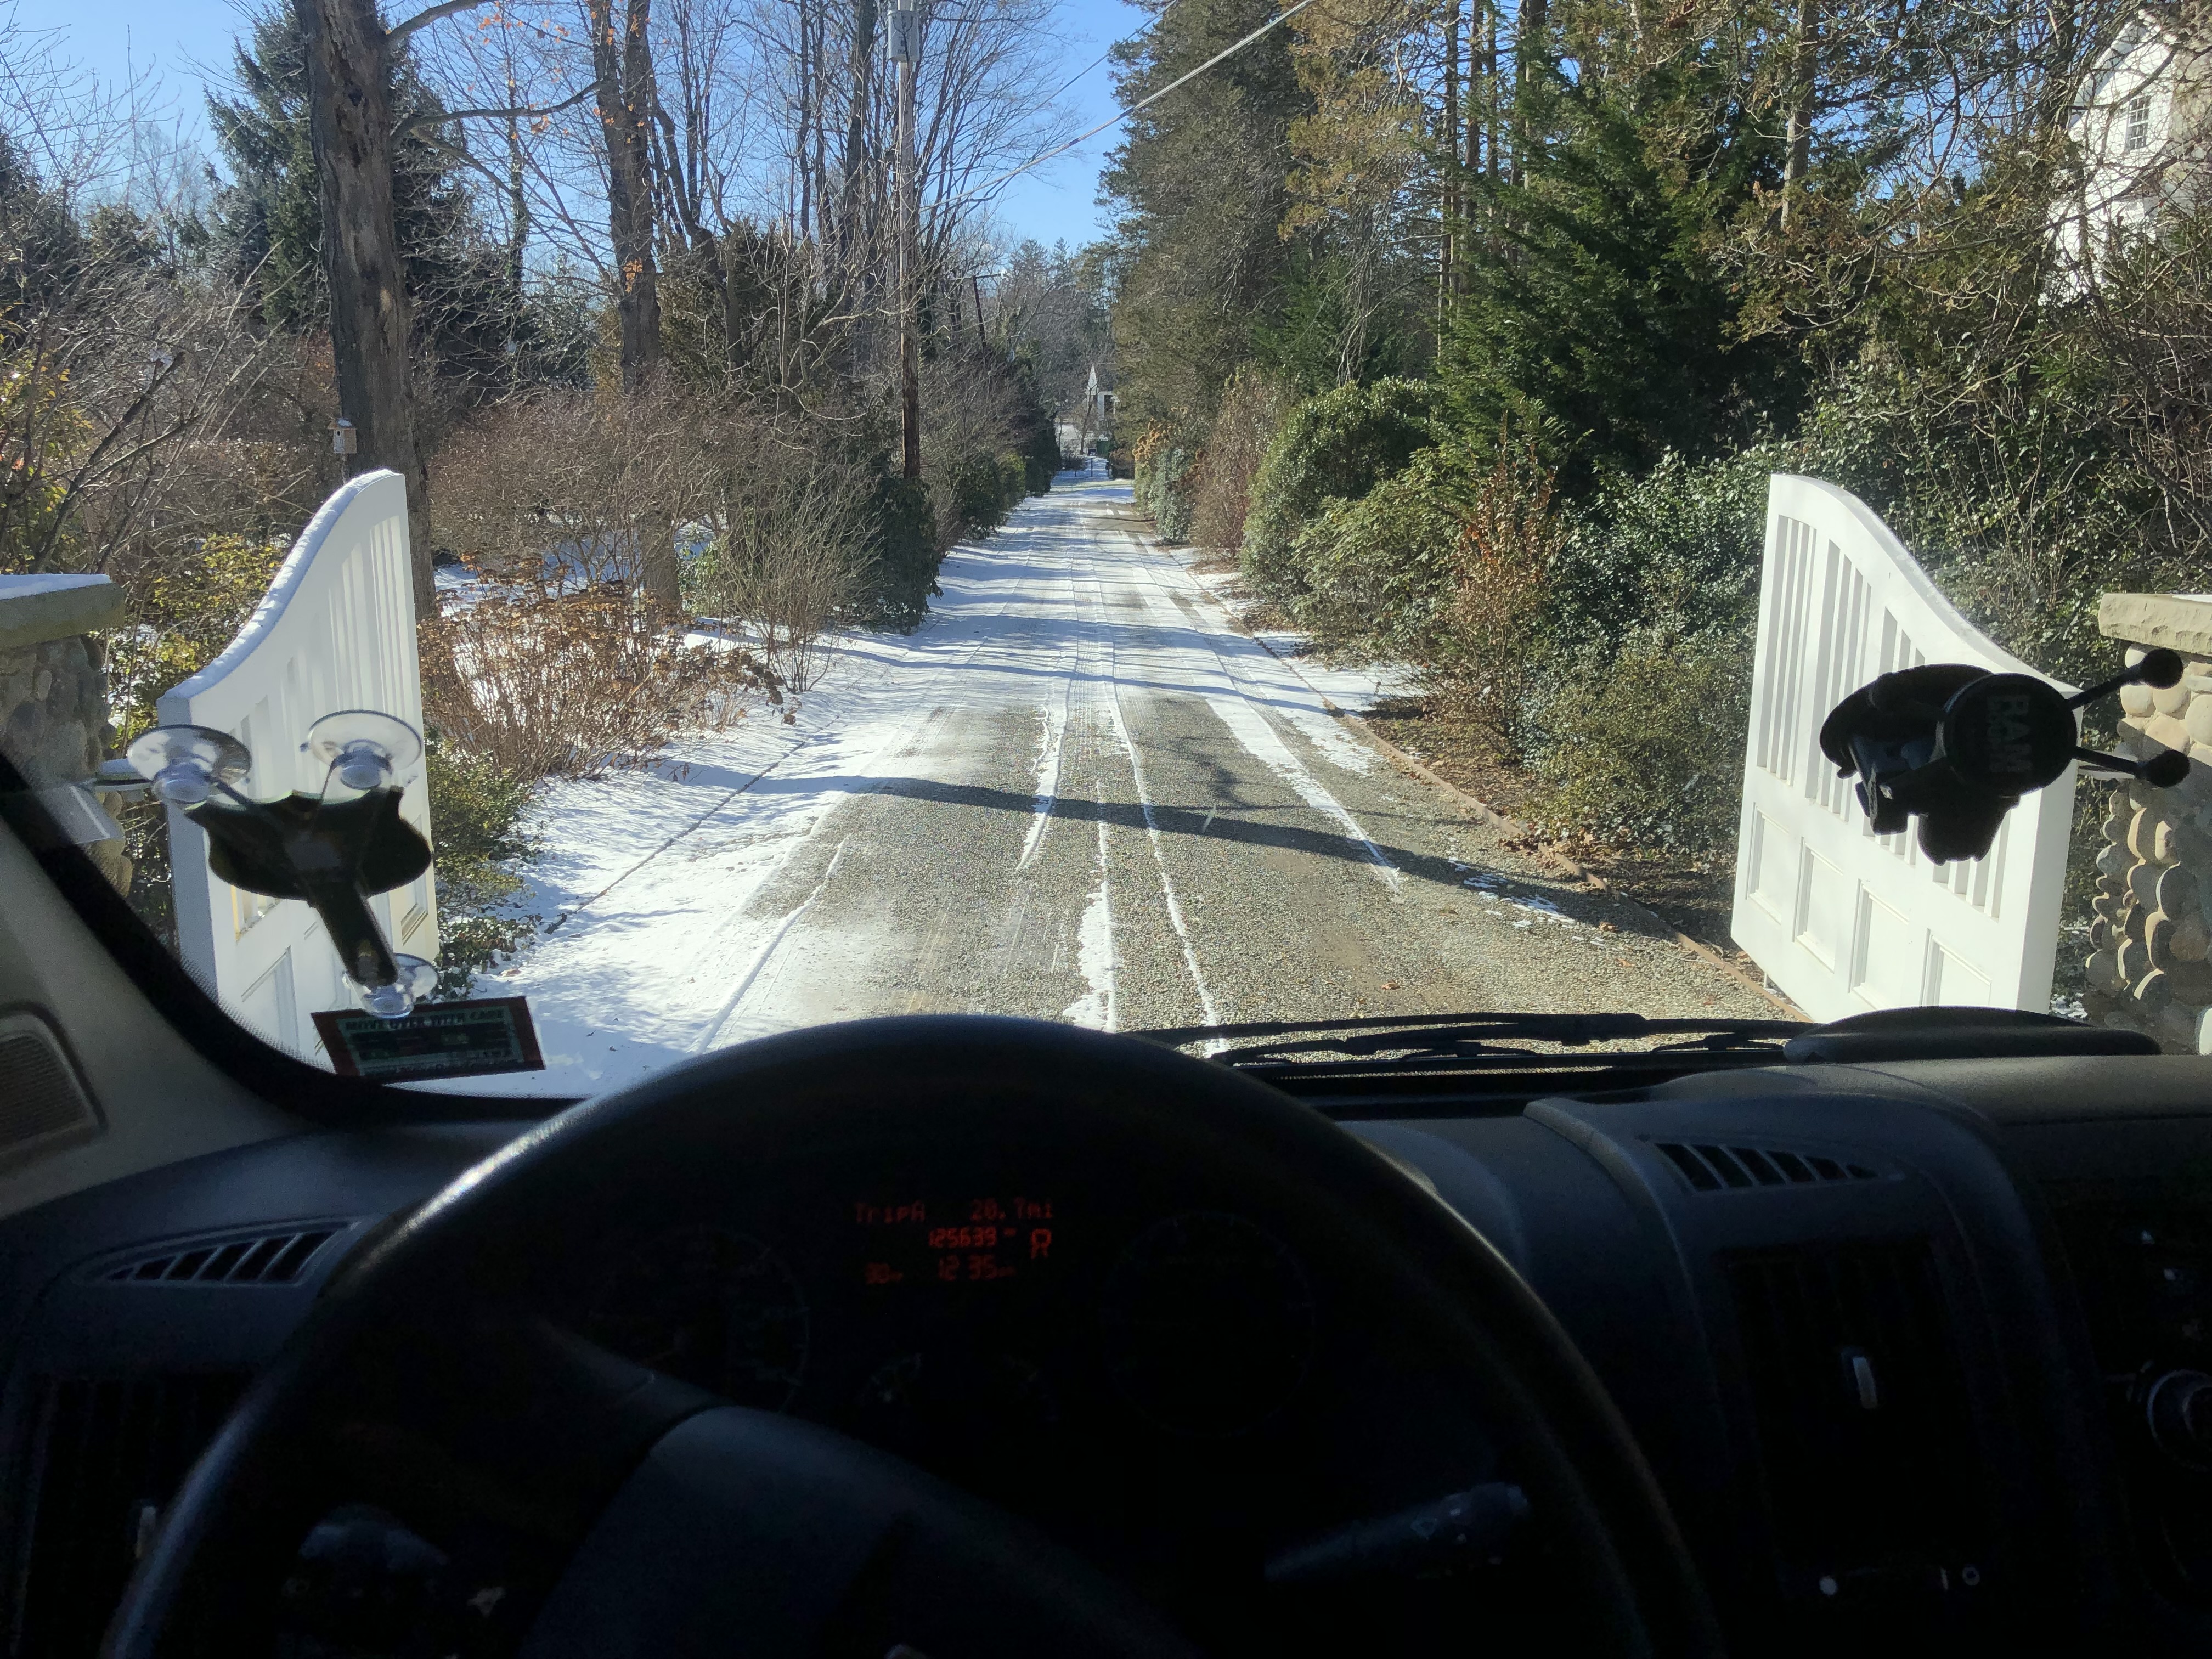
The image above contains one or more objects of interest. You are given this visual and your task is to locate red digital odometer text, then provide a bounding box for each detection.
[853,1196,1055,1287]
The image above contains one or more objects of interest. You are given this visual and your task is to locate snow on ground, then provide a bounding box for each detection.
[450,594,981,1092]
[1166,540,1418,720]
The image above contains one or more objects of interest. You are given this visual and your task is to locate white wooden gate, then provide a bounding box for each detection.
[1732,475,2074,1022]
[161,470,437,1060]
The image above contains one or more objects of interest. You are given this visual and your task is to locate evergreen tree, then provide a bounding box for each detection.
[205,4,549,396]
[1444,60,1807,491]
[1101,0,1312,435]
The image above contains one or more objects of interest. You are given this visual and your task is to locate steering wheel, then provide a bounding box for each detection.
[104,1015,1720,1657]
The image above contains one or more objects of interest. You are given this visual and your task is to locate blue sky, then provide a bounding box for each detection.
[22,0,1139,250]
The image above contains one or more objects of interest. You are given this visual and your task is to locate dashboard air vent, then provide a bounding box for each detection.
[98,1226,338,1286]
[1726,1241,1988,1598]
[0,1012,100,1172]
[4,1373,247,1657]
[1654,1141,1878,1193]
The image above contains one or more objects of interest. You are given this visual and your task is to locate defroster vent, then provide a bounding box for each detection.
[95,1226,338,1286]
[0,1013,100,1173]
[1655,1141,1879,1193]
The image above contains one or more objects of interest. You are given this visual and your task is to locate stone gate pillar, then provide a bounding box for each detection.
[2086,594,2212,1050]
[0,573,131,892]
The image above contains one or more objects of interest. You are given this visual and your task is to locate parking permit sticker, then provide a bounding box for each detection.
[312,996,545,1082]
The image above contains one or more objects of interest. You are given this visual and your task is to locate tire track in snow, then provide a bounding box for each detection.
[1117,526,1402,891]
[1090,569,1223,1036]
[535,573,1022,940]
[1200,695,1403,891]
[693,837,851,1051]
[1013,555,1083,873]
[541,731,816,935]
[1061,785,1117,1031]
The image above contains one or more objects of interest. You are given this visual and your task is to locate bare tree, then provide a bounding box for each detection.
[0,16,284,578]
[414,0,1074,413]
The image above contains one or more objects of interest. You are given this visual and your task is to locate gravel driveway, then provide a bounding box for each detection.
[477,476,1773,1096]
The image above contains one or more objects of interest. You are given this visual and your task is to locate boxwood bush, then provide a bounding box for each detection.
[1240,378,1444,602]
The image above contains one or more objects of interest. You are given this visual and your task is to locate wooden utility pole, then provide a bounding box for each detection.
[1441,0,1460,321]
[893,0,922,481]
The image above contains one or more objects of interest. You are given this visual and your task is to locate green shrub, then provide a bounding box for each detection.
[1241,378,1445,601]
[1022,421,1060,494]
[1133,437,1199,541]
[1154,447,1197,542]
[997,452,1028,511]
[424,739,541,996]
[1527,634,1749,857]
[947,450,1010,537]
[853,473,940,629]
[1497,445,1770,849]
[1291,442,1480,656]
[1546,445,1779,653]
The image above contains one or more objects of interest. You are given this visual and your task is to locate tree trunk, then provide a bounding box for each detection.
[1781,0,1818,229]
[591,0,665,394]
[1482,0,1499,188]
[1514,0,1545,190]
[588,0,678,613]
[839,0,881,377]
[1441,0,1459,320]
[295,0,434,619]
[796,11,815,246]
[896,27,921,481]
[505,115,529,390]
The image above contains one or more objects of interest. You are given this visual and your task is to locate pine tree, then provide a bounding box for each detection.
[1444,58,1806,489]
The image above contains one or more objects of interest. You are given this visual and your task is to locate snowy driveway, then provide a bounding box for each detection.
[452,477,1771,1096]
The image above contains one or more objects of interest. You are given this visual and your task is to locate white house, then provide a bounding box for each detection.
[1056,365,1116,459]
[2052,14,2210,284]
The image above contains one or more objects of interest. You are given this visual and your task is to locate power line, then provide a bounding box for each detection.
[955,0,1321,204]
[1040,44,1116,107]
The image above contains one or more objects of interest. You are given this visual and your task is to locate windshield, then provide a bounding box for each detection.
[3,0,2193,1096]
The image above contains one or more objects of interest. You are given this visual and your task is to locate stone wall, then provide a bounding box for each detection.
[2084,594,2212,1051]
[1,633,108,787]
[0,575,131,891]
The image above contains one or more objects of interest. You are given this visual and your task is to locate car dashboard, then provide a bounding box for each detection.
[4,1053,2212,1656]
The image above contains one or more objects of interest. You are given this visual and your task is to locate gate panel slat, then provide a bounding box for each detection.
[1731,476,2074,1021]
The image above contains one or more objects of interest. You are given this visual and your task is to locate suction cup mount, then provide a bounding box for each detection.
[350,953,439,1018]
[125,725,252,807]
[303,709,423,795]
[1820,648,2191,865]
[139,713,439,1019]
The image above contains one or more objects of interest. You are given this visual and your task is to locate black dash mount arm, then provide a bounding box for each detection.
[1819,649,2191,865]
[128,713,439,1019]
[192,788,431,996]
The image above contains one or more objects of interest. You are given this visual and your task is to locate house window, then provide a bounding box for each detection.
[2126,91,2152,151]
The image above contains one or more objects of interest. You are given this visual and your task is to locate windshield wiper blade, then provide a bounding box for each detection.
[1128,1010,1808,1057]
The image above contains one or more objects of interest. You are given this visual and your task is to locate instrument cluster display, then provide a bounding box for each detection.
[577,1171,1326,1457]
[851,1194,1059,1289]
